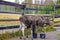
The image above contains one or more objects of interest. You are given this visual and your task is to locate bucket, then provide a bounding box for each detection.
[40,32,46,39]
[32,33,37,38]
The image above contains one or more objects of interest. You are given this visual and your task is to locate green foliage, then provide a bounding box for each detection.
[58,34,60,36]
[20,4,60,14]
[25,5,54,14]
[56,9,60,14]
[0,32,11,40]
[10,31,21,38]
[24,28,31,36]
[44,25,56,32]
[57,0,60,3]
[37,27,42,32]
[0,31,22,40]
[37,25,56,32]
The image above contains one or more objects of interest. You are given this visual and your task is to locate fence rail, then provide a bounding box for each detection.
[0,19,19,21]
[0,25,19,30]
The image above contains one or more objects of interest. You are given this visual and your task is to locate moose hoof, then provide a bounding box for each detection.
[20,37,22,39]
[26,36,28,38]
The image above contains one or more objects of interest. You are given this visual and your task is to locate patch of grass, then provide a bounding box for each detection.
[10,31,22,38]
[0,31,22,40]
[44,25,56,32]
[57,0,60,3]
[0,32,11,40]
[57,34,60,36]
[37,25,56,32]
[0,29,31,40]
[24,28,31,36]
[37,27,42,32]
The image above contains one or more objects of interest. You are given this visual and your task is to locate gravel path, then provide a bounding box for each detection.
[8,27,60,40]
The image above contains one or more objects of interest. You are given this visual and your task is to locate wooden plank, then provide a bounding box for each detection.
[25,14,53,17]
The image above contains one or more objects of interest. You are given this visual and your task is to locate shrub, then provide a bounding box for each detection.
[37,25,56,32]
[44,25,56,32]
[0,32,11,40]
[24,28,31,36]
[10,31,22,38]
[37,27,42,33]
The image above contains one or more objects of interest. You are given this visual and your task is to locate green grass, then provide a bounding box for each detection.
[57,34,60,36]
[44,25,56,32]
[56,9,60,14]
[57,0,60,3]
[58,34,60,36]
[0,31,22,40]
[37,25,56,32]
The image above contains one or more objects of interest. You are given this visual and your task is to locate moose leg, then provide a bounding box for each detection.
[19,23,22,39]
[31,24,37,40]
[21,23,25,40]
[31,25,33,40]
[20,23,25,40]
[32,25,35,33]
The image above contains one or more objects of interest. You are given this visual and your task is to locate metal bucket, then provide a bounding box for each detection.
[32,33,37,38]
[40,32,46,39]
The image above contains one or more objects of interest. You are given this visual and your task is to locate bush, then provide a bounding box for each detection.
[58,0,60,3]
[44,25,56,32]
[0,32,11,40]
[10,31,21,38]
[37,25,56,32]
[0,31,23,40]
[37,27,42,32]
[24,28,31,36]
